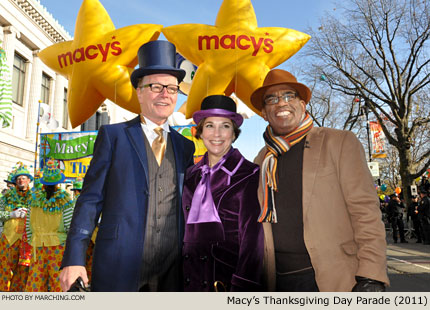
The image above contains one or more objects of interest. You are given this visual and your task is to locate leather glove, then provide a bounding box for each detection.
[68,277,90,292]
[352,276,386,292]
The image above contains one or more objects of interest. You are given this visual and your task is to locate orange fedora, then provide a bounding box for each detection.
[250,69,312,111]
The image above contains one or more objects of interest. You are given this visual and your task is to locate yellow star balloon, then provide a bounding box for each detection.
[38,0,162,127]
[162,0,310,118]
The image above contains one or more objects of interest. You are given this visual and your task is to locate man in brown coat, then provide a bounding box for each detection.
[251,69,389,292]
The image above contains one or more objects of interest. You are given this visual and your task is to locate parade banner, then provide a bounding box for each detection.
[39,127,204,182]
[42,134,97,159]
[369,121,387,159]
[39,131,98,181]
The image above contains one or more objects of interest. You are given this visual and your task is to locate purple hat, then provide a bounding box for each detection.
[193,95,244,127]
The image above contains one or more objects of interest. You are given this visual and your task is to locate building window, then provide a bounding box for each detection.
[81,111,109,131]
[41,73,51,104]
[96,111,102,129]
[62,88,68,129]
[12,53,26,106]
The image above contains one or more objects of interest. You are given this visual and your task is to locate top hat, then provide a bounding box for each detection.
[250,69,312,111]
[40,159,66,185]
[193,95,244,127]
[130,40,186,89]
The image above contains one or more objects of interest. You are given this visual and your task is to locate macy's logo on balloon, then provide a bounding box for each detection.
[57,41,122,68]
[198,35,274,56]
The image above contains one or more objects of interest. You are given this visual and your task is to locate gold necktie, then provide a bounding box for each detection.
[152,127,166,166]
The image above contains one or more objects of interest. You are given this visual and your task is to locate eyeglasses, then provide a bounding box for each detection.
[139,83,180,94]
[264,92,297,106]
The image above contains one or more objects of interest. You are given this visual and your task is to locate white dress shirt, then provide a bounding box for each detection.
[140,116,170,147]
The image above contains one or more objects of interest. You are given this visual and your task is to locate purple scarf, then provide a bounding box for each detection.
[187,148,242,224]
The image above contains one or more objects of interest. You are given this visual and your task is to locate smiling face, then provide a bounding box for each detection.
[15,175,30,191]
[137,73,178,125]
[200,117,235,166]
[261,84,306,136]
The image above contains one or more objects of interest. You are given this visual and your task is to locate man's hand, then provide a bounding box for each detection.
[19,208,28,218]
[10,208,27,219]
[352,276,386,292]
[60,266,89,292]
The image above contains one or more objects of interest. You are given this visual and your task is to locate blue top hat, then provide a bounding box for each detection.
[130,40,186,89]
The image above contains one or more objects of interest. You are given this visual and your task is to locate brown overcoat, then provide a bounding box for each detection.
[254,127,389,292]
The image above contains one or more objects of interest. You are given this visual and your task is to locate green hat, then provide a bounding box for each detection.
[12,162,33,182]
[34,169,42,179]
[40,159,65,185]
[33,169,43,189]
[4,170,16,184]
[71,178,83,191]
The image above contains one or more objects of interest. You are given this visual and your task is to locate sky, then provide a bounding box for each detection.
[37,0,336,161]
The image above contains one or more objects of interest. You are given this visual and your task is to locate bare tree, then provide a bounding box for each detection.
[300,0,430,206]
[294,65,367,132]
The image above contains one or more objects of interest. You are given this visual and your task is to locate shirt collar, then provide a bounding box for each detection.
[140,115,170,133]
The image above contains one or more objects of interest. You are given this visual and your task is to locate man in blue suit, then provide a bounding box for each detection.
[59,41,195,292]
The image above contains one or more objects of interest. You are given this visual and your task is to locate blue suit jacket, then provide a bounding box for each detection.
[61,116,195,291]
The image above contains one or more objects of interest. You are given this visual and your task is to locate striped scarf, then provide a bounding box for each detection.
[258,112,313,223]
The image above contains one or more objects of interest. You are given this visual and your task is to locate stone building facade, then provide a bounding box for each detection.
[0,0,134,188]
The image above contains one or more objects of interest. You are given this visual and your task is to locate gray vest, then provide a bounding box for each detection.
[140,133,179,290]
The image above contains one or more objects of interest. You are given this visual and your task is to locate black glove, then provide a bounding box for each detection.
[351,276,385,292]
[67,277,90,292]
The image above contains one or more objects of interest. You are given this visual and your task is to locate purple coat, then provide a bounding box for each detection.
[182,148,264,291]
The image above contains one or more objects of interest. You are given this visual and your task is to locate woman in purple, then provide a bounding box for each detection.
[182,95,263,292]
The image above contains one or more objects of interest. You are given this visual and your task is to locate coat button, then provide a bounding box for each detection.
[200,255,208,262]
[185,278,190,285]
[184,254,190,260]
[185,206,190,211]
[201,280,208,287]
